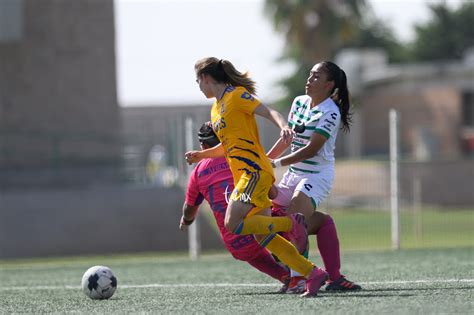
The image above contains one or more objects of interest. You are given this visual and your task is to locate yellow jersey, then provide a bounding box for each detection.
[210,86,274,185]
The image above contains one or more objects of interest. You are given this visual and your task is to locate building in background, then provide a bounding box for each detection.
[0,0,120,188]
[333,48,474,207]
[337,48,474,159]
[0,0,224,259]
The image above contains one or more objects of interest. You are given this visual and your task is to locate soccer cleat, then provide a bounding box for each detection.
[287,213,309,255]
[300,267,329,297]
[325,276,362,291]
[285,276,306,294]
[277,275,291,294]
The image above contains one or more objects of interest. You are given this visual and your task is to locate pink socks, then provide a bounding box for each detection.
[316,216,341,281]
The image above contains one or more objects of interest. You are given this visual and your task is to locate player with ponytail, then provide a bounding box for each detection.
[186,57,329,297]
[267,61,361,293]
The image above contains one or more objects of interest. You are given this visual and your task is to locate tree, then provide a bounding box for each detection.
[264,0,404,109]
[411,2,474,61]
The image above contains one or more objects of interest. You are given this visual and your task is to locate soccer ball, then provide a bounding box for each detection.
[81,266,117,300]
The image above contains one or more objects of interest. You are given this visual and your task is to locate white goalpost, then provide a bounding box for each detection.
[389,109,400,250]
[184,117,201,260]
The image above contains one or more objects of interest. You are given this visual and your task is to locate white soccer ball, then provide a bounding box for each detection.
[81,266,117,300]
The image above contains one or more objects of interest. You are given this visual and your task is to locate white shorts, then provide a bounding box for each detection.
[272,169,334,209]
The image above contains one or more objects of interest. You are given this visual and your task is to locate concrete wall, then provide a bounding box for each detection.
[354,54,474,159]
[358,83,462,157]
[0,186,222,258]
[0,0,120,168]
[399,159,474,207]
[331,159,474,208]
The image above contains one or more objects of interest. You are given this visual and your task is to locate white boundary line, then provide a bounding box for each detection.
[1,279,473,291]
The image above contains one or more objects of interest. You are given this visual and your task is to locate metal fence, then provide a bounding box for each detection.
[118,108,473,251]
[1,107,472,252]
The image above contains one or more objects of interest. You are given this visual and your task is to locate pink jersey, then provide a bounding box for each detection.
[185,157,264,261]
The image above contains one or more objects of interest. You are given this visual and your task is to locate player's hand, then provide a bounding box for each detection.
[179,220,187,231]
[268,184,278,199]
[185,151,202,165]
[179,215,194,230]
[270,159,276,168]
[280,126,294,144]
[270,158,283,168]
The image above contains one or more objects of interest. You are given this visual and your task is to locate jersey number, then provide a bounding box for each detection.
[240,92,254,101]
[208,180,230,213]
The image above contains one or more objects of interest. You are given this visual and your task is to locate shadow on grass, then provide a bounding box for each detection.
[236,285,473,297]
[350,286,474,293]
[237,291,415,298]
[225,284,473,298]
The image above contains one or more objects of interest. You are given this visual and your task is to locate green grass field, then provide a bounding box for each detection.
[1,248,472,313]
[207,207,474,251]
[200,206,474,251]
[330,208,474,251]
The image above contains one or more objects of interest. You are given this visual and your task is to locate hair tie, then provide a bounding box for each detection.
[331,88,341,104]
[218,60,225,72]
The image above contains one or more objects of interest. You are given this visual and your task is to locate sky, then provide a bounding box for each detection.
[114,0,466,107]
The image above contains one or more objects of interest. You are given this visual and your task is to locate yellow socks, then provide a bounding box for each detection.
[233,215,292,235]
[262,234,314,277]
[232,214,314,277]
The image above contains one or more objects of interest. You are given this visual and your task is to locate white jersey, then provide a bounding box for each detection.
[287,95,341,174]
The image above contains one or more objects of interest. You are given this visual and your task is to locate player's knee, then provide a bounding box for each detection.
[224,217,238,233]
[311,213,334,234]
[324,214,334,225]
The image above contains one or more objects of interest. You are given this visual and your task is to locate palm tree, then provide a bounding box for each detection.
[265,0,367,62]
[264,0,370,108]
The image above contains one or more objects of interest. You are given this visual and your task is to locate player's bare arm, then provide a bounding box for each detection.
[254,104,294,144]
[272,132,327,168]
[185,143,225,164]
[267,137,291,159]
[179,203,199,231]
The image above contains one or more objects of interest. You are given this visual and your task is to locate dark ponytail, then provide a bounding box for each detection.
[321,61,352,133]
[195,57,257,95]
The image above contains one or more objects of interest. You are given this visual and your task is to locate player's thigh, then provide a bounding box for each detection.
[287,191,315,218]
[225,199,253,230]
[247,206,272,242]
[287,192,330,234]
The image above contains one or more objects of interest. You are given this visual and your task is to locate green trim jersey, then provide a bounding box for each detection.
[287,95,341,174]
